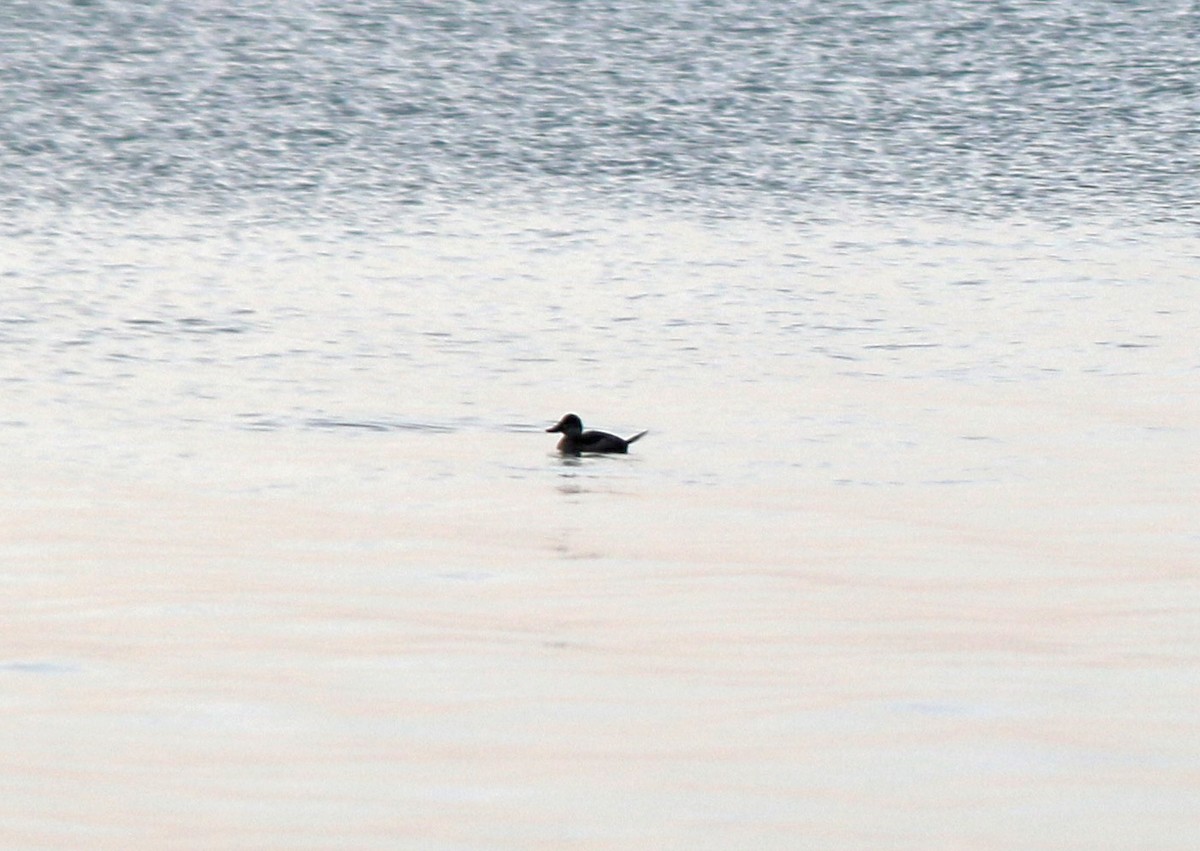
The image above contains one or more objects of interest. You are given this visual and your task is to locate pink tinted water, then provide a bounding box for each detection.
[1,209,1197,848]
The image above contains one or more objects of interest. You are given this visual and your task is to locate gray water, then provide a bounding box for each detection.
[4,0,1200,223]
[2,3,1198,849]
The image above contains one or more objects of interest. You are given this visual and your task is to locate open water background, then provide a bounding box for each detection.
[1,1,1198,848]
[4,0,1200,223]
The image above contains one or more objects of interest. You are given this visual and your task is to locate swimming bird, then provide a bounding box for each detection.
[546,413,647,455]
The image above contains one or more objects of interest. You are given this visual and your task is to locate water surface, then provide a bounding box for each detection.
[2,2,1198,848]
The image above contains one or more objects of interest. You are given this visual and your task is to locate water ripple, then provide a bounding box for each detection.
[1,1,1198,223]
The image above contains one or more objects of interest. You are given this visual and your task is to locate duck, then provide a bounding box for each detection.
[546,413,647,455]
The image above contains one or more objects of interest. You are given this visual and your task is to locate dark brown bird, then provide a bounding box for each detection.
[546,413,647,455]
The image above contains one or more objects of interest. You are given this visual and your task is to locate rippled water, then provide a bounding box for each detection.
[4,0,1200,222]
[2,2,1198,849]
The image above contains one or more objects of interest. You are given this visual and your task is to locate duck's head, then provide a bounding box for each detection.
[547,413,583,435]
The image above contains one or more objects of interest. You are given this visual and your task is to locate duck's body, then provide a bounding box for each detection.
[547,413,647,455]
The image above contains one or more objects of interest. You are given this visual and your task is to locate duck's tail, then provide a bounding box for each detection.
[626,430,648,445]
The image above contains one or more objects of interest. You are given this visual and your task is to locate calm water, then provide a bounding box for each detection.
[2,2,1198,849]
